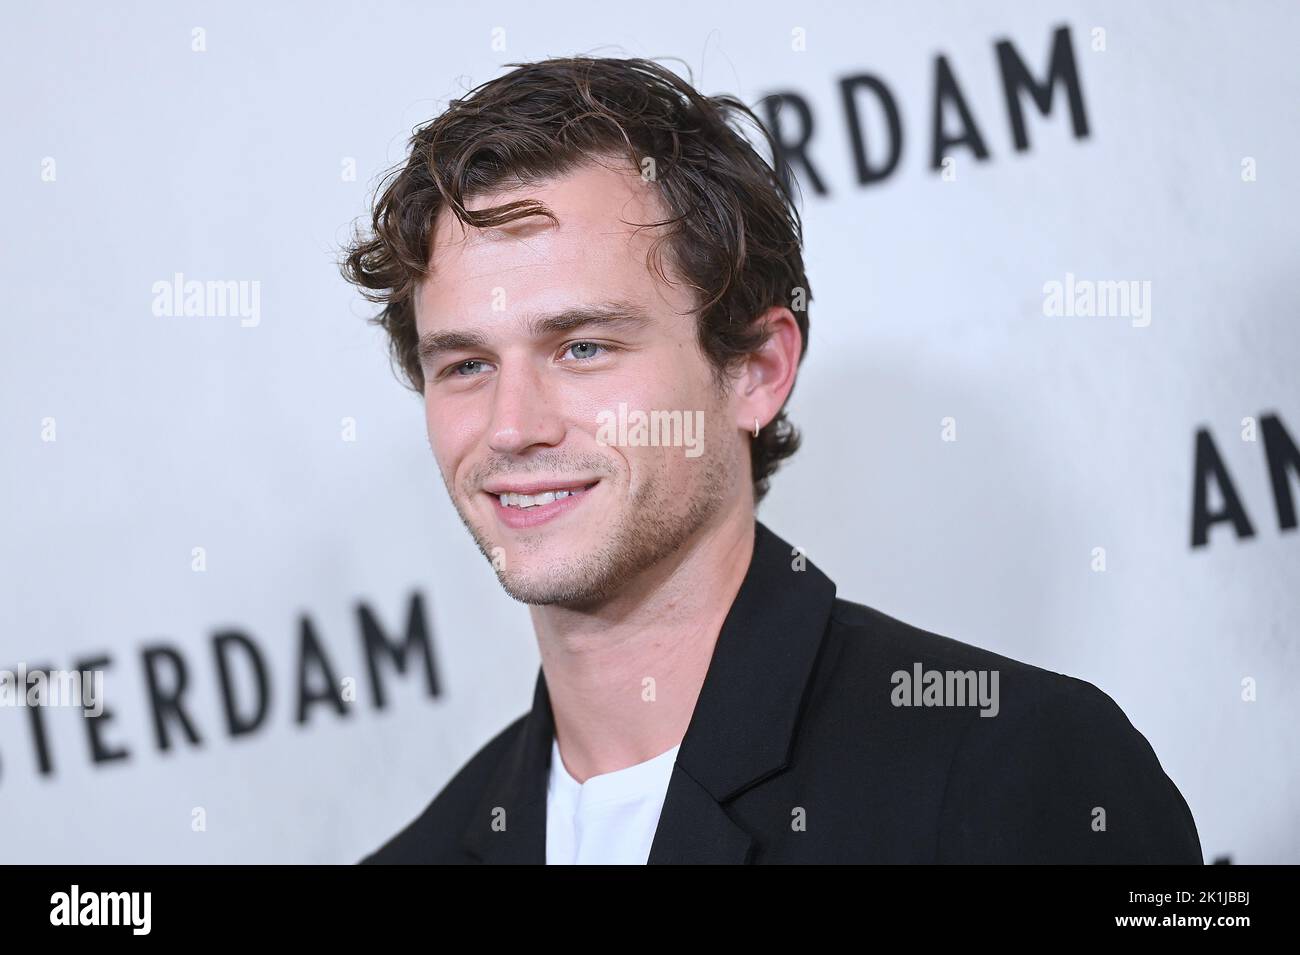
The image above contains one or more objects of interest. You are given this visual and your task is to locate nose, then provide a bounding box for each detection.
[486,358,564,455]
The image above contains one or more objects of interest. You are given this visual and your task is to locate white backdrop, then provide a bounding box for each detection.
[2,0,1296,863]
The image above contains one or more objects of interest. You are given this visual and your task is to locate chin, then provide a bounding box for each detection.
[495,557,615,607]
[498,576,593,608]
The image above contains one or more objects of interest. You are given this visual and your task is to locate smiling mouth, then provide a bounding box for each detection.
[490,482,598,509]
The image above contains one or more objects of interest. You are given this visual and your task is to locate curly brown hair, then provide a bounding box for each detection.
[339,55,812,505]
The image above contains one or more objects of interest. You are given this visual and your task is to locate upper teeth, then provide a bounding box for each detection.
[499,488,582,509]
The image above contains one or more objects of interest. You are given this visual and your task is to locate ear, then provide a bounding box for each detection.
[734,306,802,434]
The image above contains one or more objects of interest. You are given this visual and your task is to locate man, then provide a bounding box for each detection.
[342,56,1202,864]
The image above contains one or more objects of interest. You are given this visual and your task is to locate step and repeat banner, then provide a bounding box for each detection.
[2,1,1296,862]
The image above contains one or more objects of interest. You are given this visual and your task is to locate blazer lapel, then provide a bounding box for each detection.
[459,519,838,864]
[458,669,554,863]
[647,520,837,862]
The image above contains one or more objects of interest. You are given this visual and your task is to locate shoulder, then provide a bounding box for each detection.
[825,597,1060,689]
[359,711,529,864]
[823,598,1202,862]
[937,666,1203,862]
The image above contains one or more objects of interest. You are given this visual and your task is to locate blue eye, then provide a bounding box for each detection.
[440,343,614,381]
[566,342,604,360]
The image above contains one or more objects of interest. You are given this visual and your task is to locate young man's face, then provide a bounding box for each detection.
[414,160,750,607]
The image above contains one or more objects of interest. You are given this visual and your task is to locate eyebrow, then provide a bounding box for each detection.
[416,302,654,366]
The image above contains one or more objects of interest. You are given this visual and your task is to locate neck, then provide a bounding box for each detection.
[530,504,756,784]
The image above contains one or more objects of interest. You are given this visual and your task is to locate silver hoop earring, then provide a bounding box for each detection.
[753,417,760,438]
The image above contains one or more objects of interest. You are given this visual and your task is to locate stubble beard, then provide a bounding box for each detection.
[446,434,737,609]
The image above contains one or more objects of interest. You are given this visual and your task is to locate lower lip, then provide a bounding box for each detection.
[489,483,597,530]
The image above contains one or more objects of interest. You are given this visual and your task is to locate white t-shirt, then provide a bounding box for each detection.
[545,734,681,865]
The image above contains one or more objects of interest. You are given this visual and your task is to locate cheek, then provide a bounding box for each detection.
[424,397,477,473]
[622,440,715,507]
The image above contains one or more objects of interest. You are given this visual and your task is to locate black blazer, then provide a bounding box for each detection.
[362,520,1202,863]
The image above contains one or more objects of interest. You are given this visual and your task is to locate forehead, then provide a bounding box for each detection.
[416,161,688,327]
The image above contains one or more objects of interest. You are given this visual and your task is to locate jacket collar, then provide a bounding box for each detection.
[459,519,838,863]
